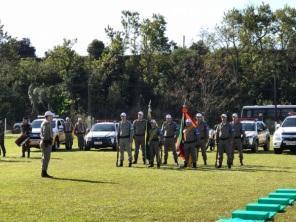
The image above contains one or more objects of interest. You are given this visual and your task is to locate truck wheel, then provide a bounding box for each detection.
[252,140,258,153]
[274,148,283,154]
[263,138,270,151]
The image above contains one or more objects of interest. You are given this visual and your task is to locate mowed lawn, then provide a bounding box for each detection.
[0,134,296,222]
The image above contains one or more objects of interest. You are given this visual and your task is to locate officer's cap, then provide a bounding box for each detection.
[232,113,238,118]
[78,117,82,121]
[138,111,144,116]
[66,117,70,121]
[166,114,172,119]
[44,111,54,117]
[120,112,127,117]
[196,113,203,118]
[221,114,227,118]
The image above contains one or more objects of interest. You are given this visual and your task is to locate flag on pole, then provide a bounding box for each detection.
[176,105,198,160]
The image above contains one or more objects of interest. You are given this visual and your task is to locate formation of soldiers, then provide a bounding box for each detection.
[117,111,246,169]
[0,110,246,178]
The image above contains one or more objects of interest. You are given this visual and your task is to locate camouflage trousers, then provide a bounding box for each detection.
[217,139,232,166]
[163,138,178,162]
[119,138,132,162]
[133,136,146,161]
[149,141,160,165]
[232,138,243,162]
[184,142,197,164]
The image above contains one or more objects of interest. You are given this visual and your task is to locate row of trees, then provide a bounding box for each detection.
[0,3,296,126]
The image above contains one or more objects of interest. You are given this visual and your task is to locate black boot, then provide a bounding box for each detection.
[41,170,52,178]
[132,157,138,164]
[157,163,160,168]
[192,162,197,168]
[162,160,167,165]
[183,162,188,168]
[143,158,146,165]
[128,162,132,167]
[204,160,207,166]
[227,163,232,169]
[148,163,154,167]
[175,159,179,167]
[3,152,6,157]
[240,159,244,166]
[21,152,25,158]
[27,150,30,158]
[119,161,123,167]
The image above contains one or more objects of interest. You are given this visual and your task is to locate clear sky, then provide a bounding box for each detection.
[0,0,295,57]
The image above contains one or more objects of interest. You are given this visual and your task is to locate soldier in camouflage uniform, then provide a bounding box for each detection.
[133,111,147,164]
[118,113,133,167]
[161,114,179,166]
[21,117,32,158]
[216,114,233,169]
[148,120,162,168]
[183,119,198,168]
[74,118,86,150]
[40,111,54,178]
[195,113,209,165]
[0,119,6,157]
[64,117,74,150]
[231,113,245,166]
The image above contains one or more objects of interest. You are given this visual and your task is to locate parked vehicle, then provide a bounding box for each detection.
[29,116,66,150]
[84,122,118,151]
[273,115,296,154]
[241,120,270,152]
[12,122,22,134]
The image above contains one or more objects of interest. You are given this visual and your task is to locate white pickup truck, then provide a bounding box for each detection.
[29,116,66,150]
[273,115,296,154]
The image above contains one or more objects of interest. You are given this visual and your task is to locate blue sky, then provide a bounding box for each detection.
[0,0,295,57]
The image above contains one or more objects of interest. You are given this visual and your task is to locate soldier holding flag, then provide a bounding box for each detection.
[183,119,198,168]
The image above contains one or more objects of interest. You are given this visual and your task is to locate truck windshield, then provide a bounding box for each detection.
[282,118,296,127]
[31,120,56,128]
[242,122,255,131]
[92,124,115,132]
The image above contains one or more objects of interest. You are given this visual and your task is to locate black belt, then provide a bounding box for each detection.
[65,131,72,133]
[119,135,130,138]
[164,136,174,138]
[200,137,205,140]
[220,137,229,140]
[77,132,85,134]
[135,134,145,137]
[184,140,197,144]
[234,136,241,139]
[151,139,159,142]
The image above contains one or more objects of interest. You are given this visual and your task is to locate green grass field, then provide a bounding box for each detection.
[0,134,295,222]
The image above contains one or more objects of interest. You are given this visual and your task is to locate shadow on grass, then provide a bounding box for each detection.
[28,157,62,160]
[131,164,295,173]
[51,177,118,184]
[0,159,31,163]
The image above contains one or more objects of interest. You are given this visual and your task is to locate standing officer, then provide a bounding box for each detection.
[231,113,245,166]
[64,117,74,150]
[196,113,209,165]
[148,119,162,168]
[40,111,54,178]
[183,119,198,168]
[21,117,32,158]
[216,114,233,169]
[161,114,179,166]
[118,113,133,167]
[0,119,6,157]
[133,111,146,164]
[74,117,86,150]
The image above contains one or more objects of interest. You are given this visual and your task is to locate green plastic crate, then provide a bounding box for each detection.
[276,188,296,194]
[232,210,270,220]
[217,218,265,222]
[258,197,292,205]
[268,192,296,201]
[246,203,284,212]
